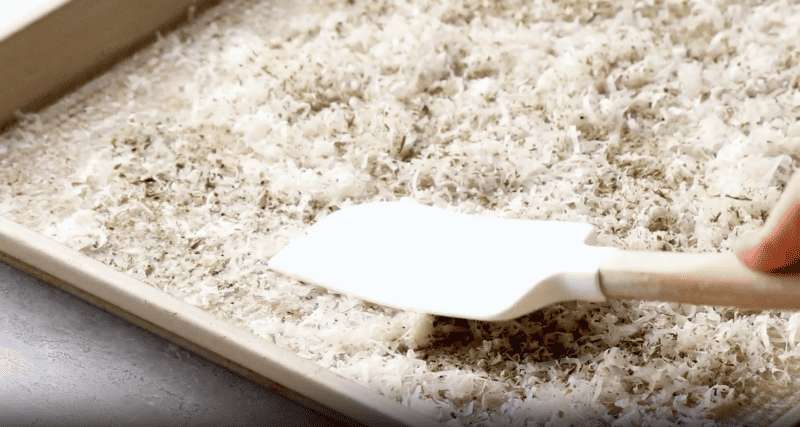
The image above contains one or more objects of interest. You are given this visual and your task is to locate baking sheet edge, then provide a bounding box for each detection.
[0,215,437,427]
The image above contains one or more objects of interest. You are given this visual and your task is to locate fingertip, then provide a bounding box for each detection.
[737,243,768,271]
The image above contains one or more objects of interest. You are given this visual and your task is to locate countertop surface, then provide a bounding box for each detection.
[0,260,350,427]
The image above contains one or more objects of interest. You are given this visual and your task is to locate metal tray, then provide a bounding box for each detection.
[2,2,799,427]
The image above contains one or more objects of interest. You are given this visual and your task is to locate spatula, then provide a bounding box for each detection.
[267,201,800,321]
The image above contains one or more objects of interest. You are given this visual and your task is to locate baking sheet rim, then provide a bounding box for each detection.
[0,214,436,427]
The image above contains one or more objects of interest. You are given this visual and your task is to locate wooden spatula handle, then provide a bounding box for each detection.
[598,250,800,310]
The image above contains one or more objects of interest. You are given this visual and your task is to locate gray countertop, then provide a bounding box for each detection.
[0,260,352,426]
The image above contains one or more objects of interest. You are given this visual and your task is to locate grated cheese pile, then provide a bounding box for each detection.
[2,0,800,425]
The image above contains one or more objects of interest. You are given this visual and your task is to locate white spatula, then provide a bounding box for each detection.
[268,201,800,321]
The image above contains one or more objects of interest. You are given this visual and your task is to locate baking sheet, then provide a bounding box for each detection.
[1,1,800,426]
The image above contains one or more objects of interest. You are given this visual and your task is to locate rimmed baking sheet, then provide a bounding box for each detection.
[5,0,800,426]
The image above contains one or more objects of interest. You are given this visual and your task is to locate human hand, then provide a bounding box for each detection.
[734,171,800,276]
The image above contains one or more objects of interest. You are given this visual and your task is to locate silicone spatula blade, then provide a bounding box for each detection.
[268,201,614,320]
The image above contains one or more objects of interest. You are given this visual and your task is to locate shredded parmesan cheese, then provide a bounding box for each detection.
[2,0,800,425]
